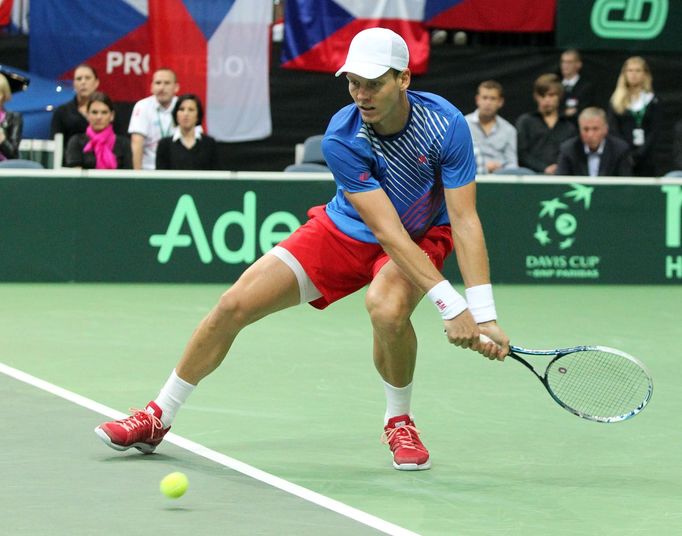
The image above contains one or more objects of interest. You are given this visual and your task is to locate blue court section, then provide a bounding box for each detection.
[1,283,681,535]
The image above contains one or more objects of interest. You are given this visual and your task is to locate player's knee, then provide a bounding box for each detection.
[213,289,251,328]
[365,290,410,329]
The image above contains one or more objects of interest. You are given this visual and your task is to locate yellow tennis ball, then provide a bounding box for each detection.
[160,472,188,499]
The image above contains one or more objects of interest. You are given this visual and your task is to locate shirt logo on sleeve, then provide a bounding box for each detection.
[359,172,370,181]
[418,155,428,165]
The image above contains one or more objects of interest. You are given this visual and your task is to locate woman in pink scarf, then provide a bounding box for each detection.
[65,92,132,169]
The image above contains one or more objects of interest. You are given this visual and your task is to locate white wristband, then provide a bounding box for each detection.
[465,284,497,323]
[427,280,468,320]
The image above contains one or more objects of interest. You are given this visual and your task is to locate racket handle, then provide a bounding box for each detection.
[479,334,494,345]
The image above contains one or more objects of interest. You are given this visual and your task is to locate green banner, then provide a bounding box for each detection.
[557,0,682,52]
[0,175,680,284]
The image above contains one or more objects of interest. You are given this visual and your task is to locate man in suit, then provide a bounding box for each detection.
[559,49,596,121]
[557,107,632,177]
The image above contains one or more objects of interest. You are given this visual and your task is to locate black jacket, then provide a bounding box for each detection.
[556,135,633,177]
[0,110,23,159]
[65,133,132,169]
[156,135,218,170]
[607,96,661,177]
[560,77,596,118]
[672,119,682,171]
[516,112,577,173]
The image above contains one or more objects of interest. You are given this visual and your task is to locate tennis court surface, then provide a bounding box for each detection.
[2,283,681,535]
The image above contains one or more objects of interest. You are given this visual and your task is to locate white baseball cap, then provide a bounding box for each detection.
[335,27,409,79]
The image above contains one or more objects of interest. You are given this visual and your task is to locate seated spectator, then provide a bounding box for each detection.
[51,64,100,155]
[556,107,632,177]
[516,74,576,175]
[607,56,661,177]
[465,80,518,174]
[156,94,218,170]
[559,49,595,121]
[129,68,179,170]
[65,92,132,169]
[670,119,682,175]
[0,73,23,160]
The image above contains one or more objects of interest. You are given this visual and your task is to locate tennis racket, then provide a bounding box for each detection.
[480,335,653,423]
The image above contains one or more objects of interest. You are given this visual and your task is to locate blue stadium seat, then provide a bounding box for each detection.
[283,163,330,173]
[301,135,325,164]
[0,159,44,169]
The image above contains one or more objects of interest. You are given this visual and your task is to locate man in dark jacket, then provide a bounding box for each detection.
[557,107,632,177]
[516,74,576,174]
[559,49,596,122]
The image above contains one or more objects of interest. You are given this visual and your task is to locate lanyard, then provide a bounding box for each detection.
[156,109,172,138]
[630,105,648,128]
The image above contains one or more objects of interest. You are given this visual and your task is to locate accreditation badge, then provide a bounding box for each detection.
[632,128,645,146]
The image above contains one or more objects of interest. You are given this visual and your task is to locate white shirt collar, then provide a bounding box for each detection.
[172,125,203,142]
[562,74,580,87]
[584,140,606,155]
[470,109,498,128]
[628,91,654,112]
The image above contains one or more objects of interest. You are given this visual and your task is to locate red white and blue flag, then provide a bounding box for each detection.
[425,0,556,32]
[282,0,556,74]
[29,0,272,142]
[282,0,431,75]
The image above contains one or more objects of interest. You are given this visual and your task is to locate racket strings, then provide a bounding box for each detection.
[546,350,651,419]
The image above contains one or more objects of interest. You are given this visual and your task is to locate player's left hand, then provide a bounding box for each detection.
[477,321,509,361]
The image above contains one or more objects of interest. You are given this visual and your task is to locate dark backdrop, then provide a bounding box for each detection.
[3,35,681,174]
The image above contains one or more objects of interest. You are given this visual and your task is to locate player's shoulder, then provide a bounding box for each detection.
[408,90,463,123]
[325,103,363,139]
[322,104,371,156]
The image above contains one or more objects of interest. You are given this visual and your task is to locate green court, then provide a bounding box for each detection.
[2,283,681,535]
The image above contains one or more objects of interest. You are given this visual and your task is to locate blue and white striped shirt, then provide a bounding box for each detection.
[322,90,476,243]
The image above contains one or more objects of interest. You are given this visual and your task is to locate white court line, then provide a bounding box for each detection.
[0,361,420,536]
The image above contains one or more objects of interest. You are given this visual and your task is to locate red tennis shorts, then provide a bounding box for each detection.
[276,205,453,310]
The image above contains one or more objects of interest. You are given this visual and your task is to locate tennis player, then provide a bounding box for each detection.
[96,28,509,471]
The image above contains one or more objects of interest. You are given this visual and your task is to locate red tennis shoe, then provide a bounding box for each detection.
[95,401,170,454]
[382,414,431,471]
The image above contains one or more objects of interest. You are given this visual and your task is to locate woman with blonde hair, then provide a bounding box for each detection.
[0,72,23,160]
[607,56,661,176]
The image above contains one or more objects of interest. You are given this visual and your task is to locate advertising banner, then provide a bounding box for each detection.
[557,0,682,52]
[0,175,680,284]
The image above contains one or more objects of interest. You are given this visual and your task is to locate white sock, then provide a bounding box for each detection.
[154,369,195,428]
[382,380,413,425]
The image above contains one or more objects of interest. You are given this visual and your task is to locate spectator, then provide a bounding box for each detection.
[0,73,23,160]
[607,56,661,177]
[465,80,518,174]
[670,119,682,175]
[559,49,595,121]
[128,68,179,170]
[50,64,100,154]
[65,92,132,169]
[156,94,218,170]
[556,107,632,177]
[516,74,576,175]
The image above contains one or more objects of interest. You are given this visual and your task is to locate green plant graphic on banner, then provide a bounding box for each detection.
[591,0,669,39]
[534,183,593,250]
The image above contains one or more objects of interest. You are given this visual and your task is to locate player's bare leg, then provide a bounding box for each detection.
[95,254,300,453]
[365,260,422,387]
[176,254,301,384]
[365,260,431,470]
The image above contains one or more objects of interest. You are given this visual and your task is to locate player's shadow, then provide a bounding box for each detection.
[96,452,178,463]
